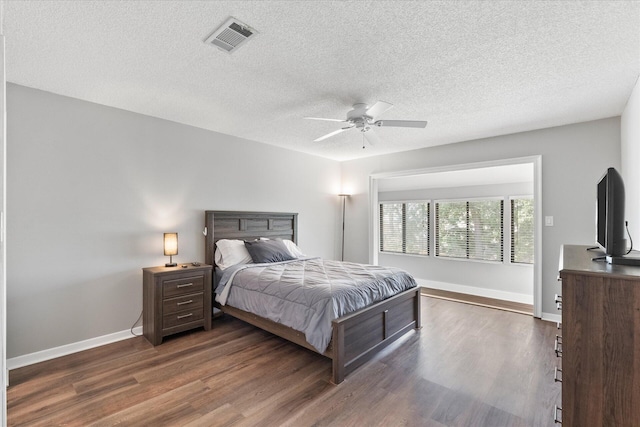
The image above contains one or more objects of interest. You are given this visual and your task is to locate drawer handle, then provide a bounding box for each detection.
[556,302,562,310]
[554,366,562,383]
[177,313,193,320]
[554,405,562,424]
[554,294,562,303]
[557,322,562,330]
[176,283,194,288]
[555,335,562,357]
[177,300,193,306]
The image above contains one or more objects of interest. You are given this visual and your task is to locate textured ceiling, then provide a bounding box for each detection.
[3,1,640,161]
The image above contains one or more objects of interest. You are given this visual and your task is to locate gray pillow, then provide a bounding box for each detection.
[244,239,295,263]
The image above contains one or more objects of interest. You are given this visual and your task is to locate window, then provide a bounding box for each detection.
[511,197,534,264]
[380,203,403,253]
[380,196,531,264]
[380,201,429,255]
[435,199,504,262]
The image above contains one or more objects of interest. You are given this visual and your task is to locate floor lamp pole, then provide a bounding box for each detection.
[339,194,349,261]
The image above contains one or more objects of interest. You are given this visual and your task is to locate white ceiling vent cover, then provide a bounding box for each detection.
[204,17,257,54]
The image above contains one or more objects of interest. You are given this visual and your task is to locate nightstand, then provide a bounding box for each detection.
[142,263,213,345]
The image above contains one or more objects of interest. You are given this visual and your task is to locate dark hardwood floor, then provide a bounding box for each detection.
[8,297,561,426]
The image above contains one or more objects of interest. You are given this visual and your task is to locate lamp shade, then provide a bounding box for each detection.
[163,233,178,256]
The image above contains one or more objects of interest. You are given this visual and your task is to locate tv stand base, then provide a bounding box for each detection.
[606,255,640,266]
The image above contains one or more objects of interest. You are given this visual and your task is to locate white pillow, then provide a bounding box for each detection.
[282,239,306,258]
[214,239,253,270]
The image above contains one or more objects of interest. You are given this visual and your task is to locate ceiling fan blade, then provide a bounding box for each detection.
[314,126,353,142]
[303,117,347,123]
[365,101,393,118]
[374,119,428,128]
[363,130,382,146]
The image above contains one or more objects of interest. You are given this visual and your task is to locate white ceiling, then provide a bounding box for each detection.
[3,1,639,161]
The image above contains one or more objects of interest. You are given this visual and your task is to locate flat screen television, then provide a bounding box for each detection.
[597,167,627,257]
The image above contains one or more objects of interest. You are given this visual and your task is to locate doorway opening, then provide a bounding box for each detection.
[369,156,542,318]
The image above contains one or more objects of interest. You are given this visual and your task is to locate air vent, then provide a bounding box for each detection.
[204,17,257,54]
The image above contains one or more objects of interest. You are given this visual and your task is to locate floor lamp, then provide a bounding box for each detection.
[338,193,350,261]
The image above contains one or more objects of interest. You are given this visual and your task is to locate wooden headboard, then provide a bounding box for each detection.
[204,210,298,268]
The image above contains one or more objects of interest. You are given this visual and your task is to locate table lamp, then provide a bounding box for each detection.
[164,232,178,267]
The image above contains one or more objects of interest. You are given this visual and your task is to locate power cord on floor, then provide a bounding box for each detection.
[130,311,143,337]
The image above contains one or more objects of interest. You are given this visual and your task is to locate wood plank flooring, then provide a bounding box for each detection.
[8,297,561,426]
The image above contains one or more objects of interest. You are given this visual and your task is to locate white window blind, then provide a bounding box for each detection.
[436,199,503,262]
[380,201,429,255]
[405,202,429,255]
[511,197,534,264]
[468,200,503,261]
[435,201,467,258]
[380,203,403,253]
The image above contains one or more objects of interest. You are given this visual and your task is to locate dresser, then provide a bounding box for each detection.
[556,245,640,426]
[142,263,213,345]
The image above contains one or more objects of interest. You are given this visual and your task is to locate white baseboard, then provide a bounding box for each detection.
[541,312,562,323]
[7,326,143,371]
[417,279,534,305]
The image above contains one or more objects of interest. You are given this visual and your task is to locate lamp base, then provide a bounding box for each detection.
[165,262,177,267]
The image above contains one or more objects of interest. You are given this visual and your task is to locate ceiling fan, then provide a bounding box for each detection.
[304,101,427,146]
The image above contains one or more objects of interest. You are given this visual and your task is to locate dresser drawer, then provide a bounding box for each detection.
[163,292,204,315]
[163,275,204,298]
[163,309,204,329]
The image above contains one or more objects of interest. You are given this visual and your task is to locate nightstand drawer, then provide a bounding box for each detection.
[163,293,204,315]
[163,309,204,329]
[163,275,204,298]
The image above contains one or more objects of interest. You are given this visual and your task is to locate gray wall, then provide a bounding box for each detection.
[6,84,341,359]
[379,182,533,301]
[341,118,621,316]
[622,77,640,239]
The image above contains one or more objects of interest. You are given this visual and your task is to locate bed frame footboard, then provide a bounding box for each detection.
[331,286,422,384]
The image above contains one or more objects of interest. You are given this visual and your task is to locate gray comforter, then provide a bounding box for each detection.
[214,257,417,353]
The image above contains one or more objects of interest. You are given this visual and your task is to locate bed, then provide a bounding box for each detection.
[204,210,422,384]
